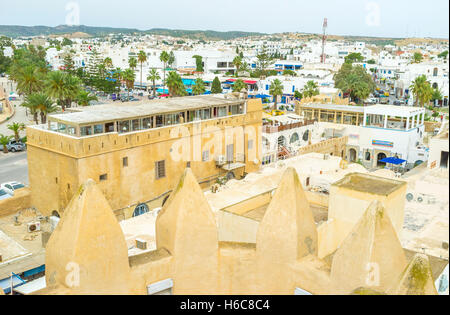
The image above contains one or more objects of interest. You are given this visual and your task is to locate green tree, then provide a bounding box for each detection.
[137,50,147,89]
[128,57,137,70]
[256,46,271,76]
[438,50,448,59]
[61,38,73,46]
[21,93,53,124]
[7,122,25,141]
[122,68,136,99]
[160,51,170,91]
[103,57,113,69]
[45,71,81,111]
[147,68,161,97]
[282,69,296,76]
[232,56,242,77]
[168,51,175,68]
[0,134,13,153]
[302,80,320,98]
[409,75,433,107]
[269,79,284,109]
[431,88,443,103]
[344,53,364,64]
[232,79,246,93]
[166,71,186,97]
[294,90,303,99]
[192,78,206,95]
[412,52,423,63]
[193,55,204,72]
[334,63,375,103]
[15,65,44,96]
[211,76,223,94]
[76,90,98,106]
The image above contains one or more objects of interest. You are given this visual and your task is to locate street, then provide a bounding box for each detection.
[0,151,28,185]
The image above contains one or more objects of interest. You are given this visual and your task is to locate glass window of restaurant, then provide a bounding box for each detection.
[218,106,227,117]
[119,120,130,133]
[93,124,103,134]
[142,117,153,129]
[80,126,93,136]
[131,119,140,131]
[155,115,164,128]
[68,126,76,135]
[58,123,67,133]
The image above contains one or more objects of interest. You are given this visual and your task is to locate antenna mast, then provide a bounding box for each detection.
[321,18,328,63]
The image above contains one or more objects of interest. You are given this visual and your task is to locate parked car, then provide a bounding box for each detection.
[0,188,13,201]
[0,140,26,152]
[0,181,25,196]
[379,97,389,104]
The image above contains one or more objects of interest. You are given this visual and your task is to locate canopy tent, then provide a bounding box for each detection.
[380,157,406,165]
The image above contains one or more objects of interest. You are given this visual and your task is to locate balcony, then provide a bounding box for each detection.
[262,119,316,134]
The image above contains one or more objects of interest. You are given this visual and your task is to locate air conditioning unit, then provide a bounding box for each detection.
[216,155,226,166]
[27,222,41,233]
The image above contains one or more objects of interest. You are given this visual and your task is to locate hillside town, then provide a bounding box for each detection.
[0,9,448,298]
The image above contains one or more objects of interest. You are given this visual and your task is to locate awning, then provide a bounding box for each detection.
[226,79,258,85]
[0,273,26,294]
[380,157,407,165]
[13,277,46,295]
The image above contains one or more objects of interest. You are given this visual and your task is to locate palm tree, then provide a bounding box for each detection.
[112,67,123,94]
[103,57,113,69]
[16,65,43,96]
[137,51,147,90]
[122,69,136,99]
[37,97,58,124]
[0,134,13,153]
[166,71,186,97]
[302,80,320,98]
[160,51,170,92]
[147,68,161,97]
[62,74,82,108]
[232,56,242,77]
[45,71,67,110]
[76,90,98,106]
[128,57,137,71]
[410,75,433,107]
[21,93,51,124]
[7,122,26,141]
[192,78,206,96]
[232,79,246,93]
[269,79,284,109]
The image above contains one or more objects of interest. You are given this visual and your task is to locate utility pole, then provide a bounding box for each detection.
[321,18,328,64]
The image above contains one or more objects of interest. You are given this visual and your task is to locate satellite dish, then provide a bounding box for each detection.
[406,193,414,202]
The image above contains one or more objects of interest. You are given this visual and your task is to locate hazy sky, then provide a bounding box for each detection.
[1,0,449,38]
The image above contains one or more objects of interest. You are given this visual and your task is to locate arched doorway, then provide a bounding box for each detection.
[349,148,357,162]
[133,203,149,217]
[377,153,387,167]
[51,211,60,218]
[290,132,299,144]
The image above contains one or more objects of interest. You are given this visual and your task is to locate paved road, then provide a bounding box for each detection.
[0,151,28,185]
[0,78,35,136]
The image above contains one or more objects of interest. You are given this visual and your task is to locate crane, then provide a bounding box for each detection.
[321,18,328,63]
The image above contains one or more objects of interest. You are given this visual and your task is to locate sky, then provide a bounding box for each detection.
[1,0,449,38]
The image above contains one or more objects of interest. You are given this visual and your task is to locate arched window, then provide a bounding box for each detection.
[302,130,310,142]
[51,211,60,218]
[133,203,149,217]
[365,151,371,161]
[290,133,299,144]
[432,82,438,89]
